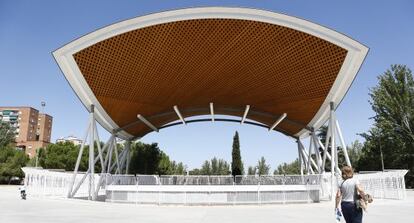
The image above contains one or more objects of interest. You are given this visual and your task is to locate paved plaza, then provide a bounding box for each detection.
[1,186,413,223]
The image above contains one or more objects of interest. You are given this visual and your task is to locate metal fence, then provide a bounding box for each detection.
[159,175,235,185]
[22,168,408,204]
[105,175,323,186]
[23,167,101,198]
[355,170,408,200]
[106,187,321,205]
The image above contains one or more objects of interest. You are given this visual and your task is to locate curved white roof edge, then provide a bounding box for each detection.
[53,7,368,140]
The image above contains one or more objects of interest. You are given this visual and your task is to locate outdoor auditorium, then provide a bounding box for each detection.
[22,7,408,205]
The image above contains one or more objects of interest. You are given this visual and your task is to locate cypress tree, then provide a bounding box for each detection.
[231,131,244,176]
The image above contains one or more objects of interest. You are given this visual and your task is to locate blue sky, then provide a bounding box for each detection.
[1,1,413,170]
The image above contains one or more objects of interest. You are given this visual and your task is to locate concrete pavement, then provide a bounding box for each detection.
[1,186,413,223]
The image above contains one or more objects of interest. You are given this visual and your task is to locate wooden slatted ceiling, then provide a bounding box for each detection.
[73,19,347,138]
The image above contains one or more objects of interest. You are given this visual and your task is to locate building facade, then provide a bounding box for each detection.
[0,107,53,158]
[56,135,82,146]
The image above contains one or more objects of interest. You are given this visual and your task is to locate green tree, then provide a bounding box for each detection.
[0,146,29,183]
[211,157,230,175]
[189,168,201,175]
[217,159,230,175]
[247,166,256,175]
[317,125,328,146]
[129,142,161,175]
[358,65,414,187]
[200,160,211,175]
[231,131,244,176]
[256,156,270,176]
[336,140,363,170]
[170,161,186,175]
[0,121,16,148]
[37,142,94,171]
[193,157,231,175]
[158,151,172,175]
[274,159,300,175]
[128,141,187,175]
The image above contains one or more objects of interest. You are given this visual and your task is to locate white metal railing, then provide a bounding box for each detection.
[105,184,322,205]
[22,167,101,198]
[355,170,409,200]
[22,168,408,203]
[159,175,234,185]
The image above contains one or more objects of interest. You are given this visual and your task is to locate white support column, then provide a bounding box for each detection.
[70,137,112,198]
[173,106,186,125]
[314,135,341,173]
[93,123,110,198]
[241,105,250,124]
[113,142,121,174]
[89,105,96,201]
[297,140,304,176]
[125,140,131,174]
[336,120,352,167]
[137,114,158,132]
[269,113,287,131]
[330,108,340,174]
[321,122,331,172]
[329,102,337,202]
[210,102,214,122]
[307,137,313,174]
[67,119,91,198]
[311,131,322,173]
[299,140,315,174]
[104,134,115,172]
[118,146,128,174]
[106,136,116,174]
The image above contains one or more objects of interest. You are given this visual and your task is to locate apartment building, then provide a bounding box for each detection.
[0,107,53,158]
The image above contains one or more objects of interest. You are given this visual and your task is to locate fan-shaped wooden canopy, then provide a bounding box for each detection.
[53,7,368,140]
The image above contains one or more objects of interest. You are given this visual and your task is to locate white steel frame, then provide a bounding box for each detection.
[295,102,352,200]
[269,113,287,131]
[210,102,215,122]
[173,105,186,125]
[137,114,159,132]
[67,105,132,200]
[241,105,250,124]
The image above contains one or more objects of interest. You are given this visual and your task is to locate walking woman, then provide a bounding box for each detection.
[335,166,365,223]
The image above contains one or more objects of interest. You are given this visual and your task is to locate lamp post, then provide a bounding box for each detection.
[379,129,394,172]
[35,149,39,168]
[379,138,385,172]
